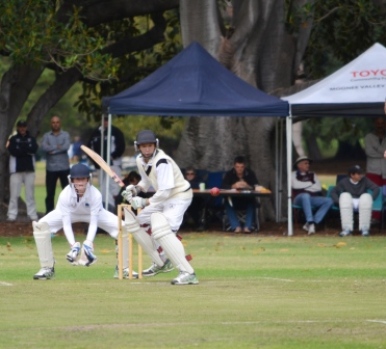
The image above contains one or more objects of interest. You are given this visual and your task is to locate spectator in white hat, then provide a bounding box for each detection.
[292,156,333,235]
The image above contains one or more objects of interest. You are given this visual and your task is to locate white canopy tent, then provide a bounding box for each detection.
[283,43,386,236]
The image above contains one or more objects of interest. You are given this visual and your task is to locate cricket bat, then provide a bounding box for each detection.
[80,145,125,187]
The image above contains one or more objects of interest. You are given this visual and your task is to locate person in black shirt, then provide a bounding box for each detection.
[7,120,39,221]
[222,156,258,233]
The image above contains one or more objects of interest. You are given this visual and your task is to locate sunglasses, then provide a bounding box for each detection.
[186,172,195,175]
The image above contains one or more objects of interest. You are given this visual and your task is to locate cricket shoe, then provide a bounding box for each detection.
[33,266,55,280]
[113,266,139,279]
[361,230,370,237]
[78,241,97,266]
[171,271,199,285]
[66,242,81,264]
[142,259,174,277]
[339,229,352,237]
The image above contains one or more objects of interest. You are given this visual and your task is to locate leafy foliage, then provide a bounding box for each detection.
[304,0,386,79]
[288,0,386,155]
[0,0,118,80]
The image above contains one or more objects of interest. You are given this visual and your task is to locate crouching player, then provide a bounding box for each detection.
[122,130,198,285]
[32,163,135,280]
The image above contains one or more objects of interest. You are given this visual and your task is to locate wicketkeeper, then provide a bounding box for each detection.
[32,163,135,280]
[122,130,198,285]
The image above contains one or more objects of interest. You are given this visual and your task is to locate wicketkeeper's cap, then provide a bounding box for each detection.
[70,163,91,178]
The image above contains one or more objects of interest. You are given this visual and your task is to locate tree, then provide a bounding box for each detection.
[1,0,386,221]
[0,0,180,205]
[175,0,386,221]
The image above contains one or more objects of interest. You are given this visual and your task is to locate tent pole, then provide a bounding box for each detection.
[286,110,293,236]
[279,118,284,221]
[275,118,279,222]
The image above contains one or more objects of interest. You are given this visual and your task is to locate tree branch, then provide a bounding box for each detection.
[102,13,166,57]
[60,0,179,27]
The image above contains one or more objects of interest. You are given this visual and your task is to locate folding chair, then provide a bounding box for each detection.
[201,171,226,229]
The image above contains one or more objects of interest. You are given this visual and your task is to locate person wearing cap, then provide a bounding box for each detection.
[87,116,125,212]
[31,163,136,280]
[6,120,39,221]
[41,116,71,214]
[292,156,333,235]
[121,130,198,285]
[330,165,379,237]
[364,116,386,220]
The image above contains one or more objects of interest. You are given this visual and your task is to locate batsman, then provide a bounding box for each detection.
[122,130,198,285]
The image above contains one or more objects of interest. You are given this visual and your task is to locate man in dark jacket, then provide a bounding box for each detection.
[222,156,258,233]
[7,120,39,221]
[88,116,126,212]
[331,165,379,237]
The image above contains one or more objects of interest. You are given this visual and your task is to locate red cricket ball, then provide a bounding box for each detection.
[210,187,220,197]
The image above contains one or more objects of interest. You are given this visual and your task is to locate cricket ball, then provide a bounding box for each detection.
[210,187,220,197]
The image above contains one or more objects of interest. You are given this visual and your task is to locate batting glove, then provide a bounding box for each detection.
[121,184,139,203]
[131,196,147,210]
[121,190,132,203]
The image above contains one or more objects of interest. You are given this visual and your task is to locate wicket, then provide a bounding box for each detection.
[117,204,143,280]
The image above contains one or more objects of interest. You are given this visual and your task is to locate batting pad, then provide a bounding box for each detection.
[124,207,164,266]
[151,213,194,274]
[33,221,54,268]
[358,193,372,231]
[339,193,354,231]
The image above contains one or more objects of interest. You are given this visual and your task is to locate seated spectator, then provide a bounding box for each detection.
[222,156,258,233]
[330,165,379,237]
[183,167,205,231]
[292,156,333,235]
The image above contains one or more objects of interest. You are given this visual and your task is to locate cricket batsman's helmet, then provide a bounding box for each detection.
[134,130,159,151]
[70,163,91,179]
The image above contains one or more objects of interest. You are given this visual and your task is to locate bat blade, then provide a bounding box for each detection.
[80,145,125,187]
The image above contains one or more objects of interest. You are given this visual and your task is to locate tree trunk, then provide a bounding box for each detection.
[176,0,307,221]
[0,65,43,204]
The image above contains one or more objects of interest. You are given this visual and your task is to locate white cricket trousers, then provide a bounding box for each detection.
[7,172,37,220]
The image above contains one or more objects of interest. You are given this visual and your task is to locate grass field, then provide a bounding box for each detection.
[1,233,386,349]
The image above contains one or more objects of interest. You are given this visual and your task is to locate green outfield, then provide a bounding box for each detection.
[1,233,385,349]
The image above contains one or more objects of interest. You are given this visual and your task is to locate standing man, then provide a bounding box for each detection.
[88,116,125,212]
[222,156,259,233]
[122,130,198,285]
[32,163,134,280]
[292,156,333,234]
[7,120,39,221]
[364,117,386,220]
[41,116,71,214]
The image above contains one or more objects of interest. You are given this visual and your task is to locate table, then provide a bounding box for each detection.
[192,188,272,231]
